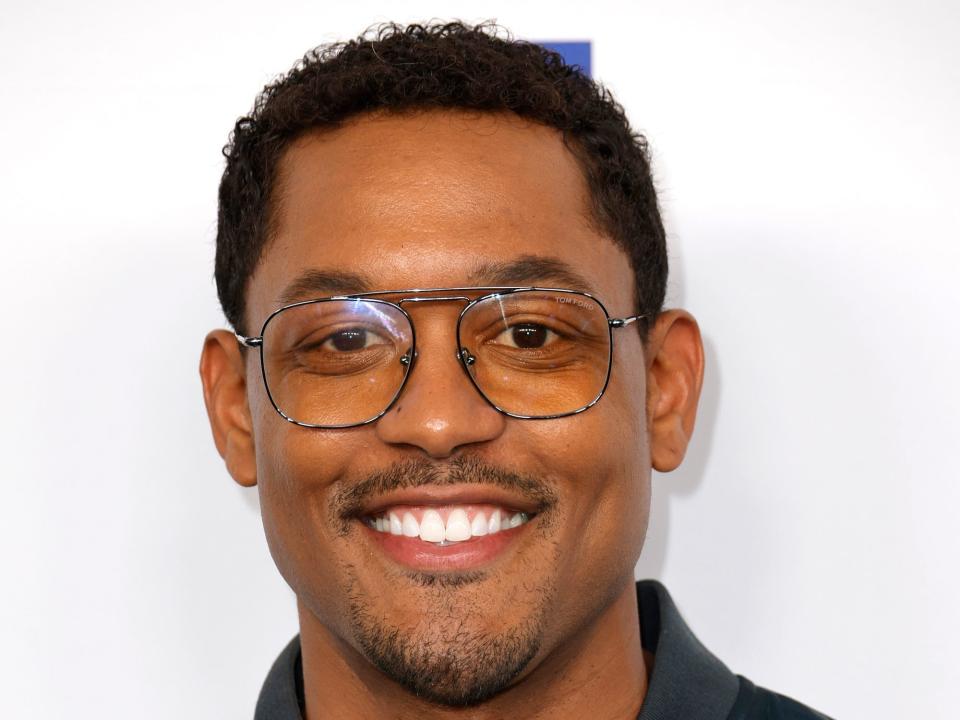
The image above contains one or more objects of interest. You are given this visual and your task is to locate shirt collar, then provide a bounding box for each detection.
[255,580,740,719]
[635,580,740,720]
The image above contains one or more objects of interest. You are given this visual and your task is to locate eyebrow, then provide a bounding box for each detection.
[468,255,596,293]
[277,254,596,306]
[277,269,373,306]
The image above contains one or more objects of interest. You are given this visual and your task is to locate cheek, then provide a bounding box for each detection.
[252,411,359,601]
[526,365,650,587]
[247,356,354,530]
[595,366,650,553]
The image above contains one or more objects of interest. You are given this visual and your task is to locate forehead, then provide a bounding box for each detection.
[247,111,634,327]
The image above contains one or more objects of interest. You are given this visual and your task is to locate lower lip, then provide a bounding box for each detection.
[362,521,532,572]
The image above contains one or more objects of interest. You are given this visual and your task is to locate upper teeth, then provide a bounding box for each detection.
[369,505,531,544]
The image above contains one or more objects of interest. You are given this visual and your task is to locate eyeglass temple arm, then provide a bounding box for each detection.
[608,314,645,328]
[236,334,263,348]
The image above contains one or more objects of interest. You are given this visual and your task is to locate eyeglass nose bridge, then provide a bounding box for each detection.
[394,295,476,365]
[395,347,472,369]
[396,294,471,305]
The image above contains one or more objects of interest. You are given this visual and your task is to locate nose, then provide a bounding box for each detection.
[375,316,506,458]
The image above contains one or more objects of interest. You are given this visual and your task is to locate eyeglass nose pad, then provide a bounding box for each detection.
[459,348,476,366]
[399,349,417,367]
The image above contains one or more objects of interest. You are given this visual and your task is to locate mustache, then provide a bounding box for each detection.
[332,455,559,521]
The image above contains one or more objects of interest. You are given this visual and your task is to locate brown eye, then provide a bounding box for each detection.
[324,328,373,351]
[495,323,557,349]
[511,324,548,348]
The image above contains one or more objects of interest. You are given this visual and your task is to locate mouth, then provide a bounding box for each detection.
[354,486,543,572]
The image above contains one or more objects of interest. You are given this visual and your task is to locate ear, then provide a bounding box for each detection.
[644,310,705,472]
[199,330,258,487]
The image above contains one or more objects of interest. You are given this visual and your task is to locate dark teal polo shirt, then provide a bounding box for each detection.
[254,580,832,719]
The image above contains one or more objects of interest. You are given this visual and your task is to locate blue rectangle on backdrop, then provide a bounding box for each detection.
[538,41,592,77]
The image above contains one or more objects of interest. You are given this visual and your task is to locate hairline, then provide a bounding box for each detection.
[243,107,638,335]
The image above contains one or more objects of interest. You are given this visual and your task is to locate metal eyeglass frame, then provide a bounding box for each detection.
[236,286,645,429]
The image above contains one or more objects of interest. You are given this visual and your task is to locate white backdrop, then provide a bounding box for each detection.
[2,1,957,717]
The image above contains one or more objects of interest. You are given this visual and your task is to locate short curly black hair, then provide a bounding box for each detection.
[217,21,667,336]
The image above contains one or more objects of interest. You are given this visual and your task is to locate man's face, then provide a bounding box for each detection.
[243,111,651,704]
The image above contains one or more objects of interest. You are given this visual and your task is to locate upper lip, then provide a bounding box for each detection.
[356,484,544,518]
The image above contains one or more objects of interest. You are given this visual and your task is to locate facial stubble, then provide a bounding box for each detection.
[331,457,561,707]
[345,558,557,707]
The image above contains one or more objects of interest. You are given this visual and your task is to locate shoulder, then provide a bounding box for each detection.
[727,676,834,720]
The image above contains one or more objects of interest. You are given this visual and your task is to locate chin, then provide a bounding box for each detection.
[347,573,552,707]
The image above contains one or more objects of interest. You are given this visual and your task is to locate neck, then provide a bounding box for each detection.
[298,580,648,720]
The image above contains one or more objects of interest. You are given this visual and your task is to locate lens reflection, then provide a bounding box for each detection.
[458,291,611,417]
[262,299,413,427]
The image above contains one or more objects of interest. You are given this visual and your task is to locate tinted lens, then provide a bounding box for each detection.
[261,299,412,426]
[458,291,612,417]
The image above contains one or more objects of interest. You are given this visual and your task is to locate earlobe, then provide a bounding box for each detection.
[199,330,258,487]
[224,427,258,488]
[645,311,705,472]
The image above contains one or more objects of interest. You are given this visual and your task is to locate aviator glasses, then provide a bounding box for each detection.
[237,287,644,428]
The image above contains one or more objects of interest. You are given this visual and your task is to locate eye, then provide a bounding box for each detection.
[321,327,384,352]
[495,323,558,349]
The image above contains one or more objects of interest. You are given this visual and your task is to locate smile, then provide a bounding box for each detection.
[352,484,547,572]
[364,504,532,544]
